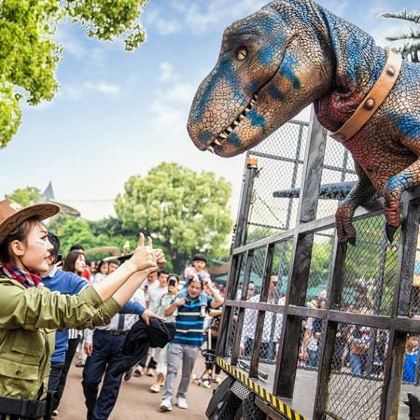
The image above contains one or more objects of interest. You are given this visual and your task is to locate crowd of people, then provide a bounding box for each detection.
[53,251,224,418]
[238,279,420,382]
[0,198,224,420]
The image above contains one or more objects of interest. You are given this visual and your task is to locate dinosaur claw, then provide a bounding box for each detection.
[348,237,356,247]
[385,224,398,243]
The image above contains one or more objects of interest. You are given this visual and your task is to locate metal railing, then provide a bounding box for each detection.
[217,109,420,420]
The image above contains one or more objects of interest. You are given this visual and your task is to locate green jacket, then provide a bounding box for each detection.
[0,278,121,400]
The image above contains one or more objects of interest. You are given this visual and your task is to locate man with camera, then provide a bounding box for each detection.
[160,274,223,412]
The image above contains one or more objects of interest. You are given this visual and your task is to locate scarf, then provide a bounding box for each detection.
[0,262,41,288]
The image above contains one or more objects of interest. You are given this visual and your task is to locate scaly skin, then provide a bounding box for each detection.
[187,0,420,244]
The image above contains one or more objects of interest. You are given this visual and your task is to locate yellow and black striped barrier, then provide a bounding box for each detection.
[216,357,308,420]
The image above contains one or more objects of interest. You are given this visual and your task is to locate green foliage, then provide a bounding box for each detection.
[383,10,420,62]
[6,186,42,207]
[309,239,333,287]
[115,162,233,272]
[48,214,97,255]
[63,0,146,50]
[48,214,136,258]
[0,0,147,147]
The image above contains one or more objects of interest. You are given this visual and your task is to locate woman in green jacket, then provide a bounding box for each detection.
[0,199,164,419]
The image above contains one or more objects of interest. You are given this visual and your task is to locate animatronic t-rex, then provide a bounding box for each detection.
[187,0,420,245]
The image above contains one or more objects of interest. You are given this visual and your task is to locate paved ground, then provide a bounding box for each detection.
[57,357,214,420]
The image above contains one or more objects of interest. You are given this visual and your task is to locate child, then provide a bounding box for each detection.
[182,253,211,317]
[403,335,419,383]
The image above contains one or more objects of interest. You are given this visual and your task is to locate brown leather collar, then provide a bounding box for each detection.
[330,48,402,143]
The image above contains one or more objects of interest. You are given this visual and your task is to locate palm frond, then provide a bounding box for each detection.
[382,10,420,25]
[386,28,420,42]
[400,41,420,61]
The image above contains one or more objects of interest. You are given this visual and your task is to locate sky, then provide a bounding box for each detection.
[0,0,417,219]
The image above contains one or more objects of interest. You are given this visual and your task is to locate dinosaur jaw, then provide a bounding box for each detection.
[207,93,260,157]
[188,90,272,158]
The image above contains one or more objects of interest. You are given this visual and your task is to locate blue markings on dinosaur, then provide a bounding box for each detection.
[258,33,285,66]
[191,75,218,124]
[191,59,244,124]
[391,114,420,139]
[259,45,277,65]
[227,132,241,147]
[279,52,300,88]
[386,173,413,192]
[247,109,266,128]
[198,130,213,144]
[268,85,284,101]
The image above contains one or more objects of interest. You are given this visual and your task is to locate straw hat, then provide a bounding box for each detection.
[0,199,60,245]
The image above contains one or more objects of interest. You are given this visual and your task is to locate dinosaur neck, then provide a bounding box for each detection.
[313,6,386,132]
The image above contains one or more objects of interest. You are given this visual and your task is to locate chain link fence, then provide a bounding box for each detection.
[317,137,357,220]
[245,120,308,243]
[326,324,387,420]
[224,116,420,418]
[340,216,400,316]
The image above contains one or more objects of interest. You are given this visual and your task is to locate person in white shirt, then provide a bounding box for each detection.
[142,270,160,309]
[93,260,109,283]
[82,273,156,420]
[240,275,285,362]
[149,270,169,313]
[150,273,179,393]
[142,269,169,377]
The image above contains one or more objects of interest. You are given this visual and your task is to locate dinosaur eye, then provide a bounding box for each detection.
[236,47,248,61]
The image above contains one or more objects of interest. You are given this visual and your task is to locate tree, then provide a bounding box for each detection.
[0,0,148,147]
[48,214,98,254]
[115,163,233,273]
[48,214,138,259]
[383,10,420,62]
[6,186,42,207]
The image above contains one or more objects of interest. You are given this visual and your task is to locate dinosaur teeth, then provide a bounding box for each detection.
[219,132,228,139]
[213,139,222,146]
[226,126,233,133]
[253,93,258,100]
[239,114,246,120]
[233,120,239,127]
[207,145,215,153]
[250,99,256,106]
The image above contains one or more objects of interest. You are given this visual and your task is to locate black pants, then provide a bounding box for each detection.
[82,331,125,420]
[55,337,79,410]
[210,336,221,375]
[47,362,64,412]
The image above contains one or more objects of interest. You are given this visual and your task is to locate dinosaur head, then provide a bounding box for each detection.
[187,0,333,157]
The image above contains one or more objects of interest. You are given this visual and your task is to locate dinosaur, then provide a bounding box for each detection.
[187,0,420,245]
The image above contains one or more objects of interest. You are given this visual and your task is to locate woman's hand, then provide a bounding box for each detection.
[128,233,157,272]
[153,248,166,267]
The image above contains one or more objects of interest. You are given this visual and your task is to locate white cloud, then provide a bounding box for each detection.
[60,80,121,100]
[149,81,196,137]
[174,0,266,34]
[159,62,177,83]
[144,8,181,36]
[145,0,266,36]
[56,24,89,59]
[84,81,121,94]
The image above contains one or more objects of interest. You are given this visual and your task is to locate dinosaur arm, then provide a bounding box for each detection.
[383,135,420,231]
[336,161,376,244]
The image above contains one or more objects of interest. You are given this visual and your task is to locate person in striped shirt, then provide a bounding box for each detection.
[160,276,223,412]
